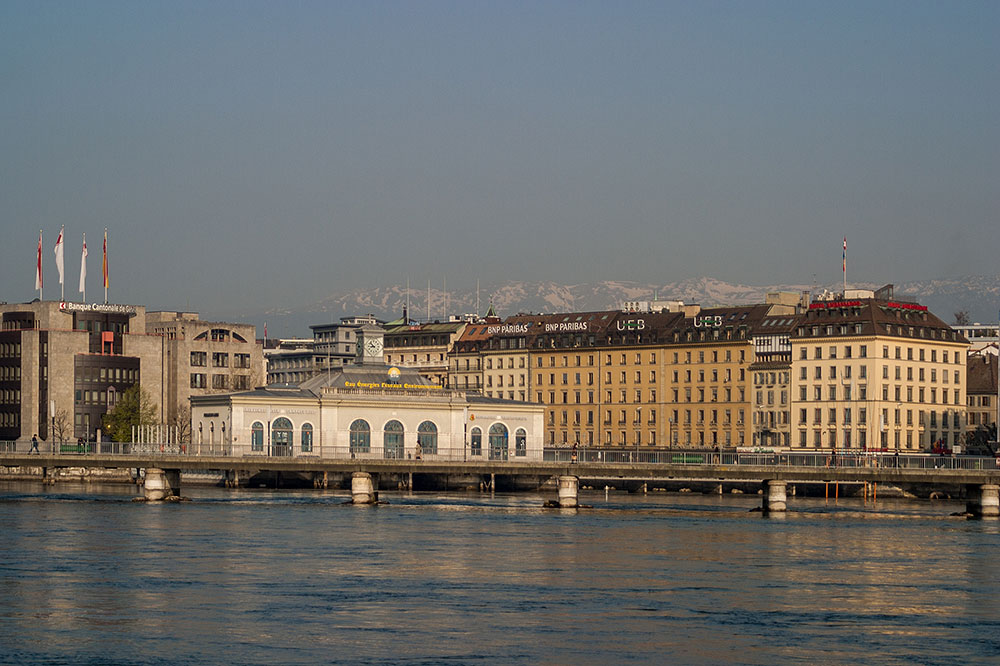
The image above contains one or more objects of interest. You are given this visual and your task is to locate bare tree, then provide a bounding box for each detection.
[954,310,971,326]
[170,404,193,444]
[52,409,72,444]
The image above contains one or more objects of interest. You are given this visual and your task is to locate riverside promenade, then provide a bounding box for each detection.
[2,446,998,515]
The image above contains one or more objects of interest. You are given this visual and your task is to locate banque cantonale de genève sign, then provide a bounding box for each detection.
[60,302,138,316]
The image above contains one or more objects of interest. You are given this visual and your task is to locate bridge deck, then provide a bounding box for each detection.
[3,453,998,486]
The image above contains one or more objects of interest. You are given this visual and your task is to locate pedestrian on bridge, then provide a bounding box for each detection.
[29,435,39,454]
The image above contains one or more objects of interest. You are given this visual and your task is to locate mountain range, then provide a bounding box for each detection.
[258,275,1000,337]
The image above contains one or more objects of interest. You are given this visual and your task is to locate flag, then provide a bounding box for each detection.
[842,237,847,274]
[54,226,65,286]
[263,322,268,342]
[79,234,88,295]
[35,231,42,291]
[102,229,108,289]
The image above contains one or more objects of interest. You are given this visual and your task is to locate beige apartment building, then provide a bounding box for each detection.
[444,288,965,453]
[789,291,968,451]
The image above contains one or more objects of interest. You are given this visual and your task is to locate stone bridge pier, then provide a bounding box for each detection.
[557,475,579,508]
[144,468,181,501]
[966,484,999,518]
[761,480,787,513]
[351,472,378,504]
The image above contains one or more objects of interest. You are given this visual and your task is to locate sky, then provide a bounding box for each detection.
[2,1,998,322]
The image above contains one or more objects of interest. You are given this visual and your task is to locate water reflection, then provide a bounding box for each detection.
[1,481,998,665]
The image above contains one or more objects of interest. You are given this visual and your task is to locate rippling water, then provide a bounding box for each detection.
[1,481,998,665]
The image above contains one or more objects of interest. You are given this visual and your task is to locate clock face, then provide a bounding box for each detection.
[365,338,383,357]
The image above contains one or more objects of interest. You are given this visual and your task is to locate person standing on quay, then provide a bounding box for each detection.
[29,435,39,454]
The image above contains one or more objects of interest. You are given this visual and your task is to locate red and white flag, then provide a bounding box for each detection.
[35,231,43,291]
[54,226,65,286]
[842,237,847,274]
[79,234,88,297]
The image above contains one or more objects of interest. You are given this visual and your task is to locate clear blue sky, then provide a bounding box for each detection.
[2,1,997,319]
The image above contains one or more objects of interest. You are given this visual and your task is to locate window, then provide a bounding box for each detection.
[190,373,206,389]
[271,417,292,454]
[515,429,527,457]
[190,351,206,367]
[301,423,313,453]
[383,420,404,459]
[489,423,509,461]
[470,427,482,456]
[212,374,228,389]
[417,421,438,455]
[251,422,264,451]
[234,353,251,369]
[212,352,229,368]
[350,419,370,453]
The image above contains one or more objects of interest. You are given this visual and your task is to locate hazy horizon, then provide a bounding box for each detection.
[3,1,998,325]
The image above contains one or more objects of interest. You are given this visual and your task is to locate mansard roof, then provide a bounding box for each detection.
[793,299,966,344]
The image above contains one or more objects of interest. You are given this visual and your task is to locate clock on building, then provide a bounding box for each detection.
[365,337,383,358]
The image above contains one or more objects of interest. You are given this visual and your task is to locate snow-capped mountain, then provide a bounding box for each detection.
[257,275,1000,337]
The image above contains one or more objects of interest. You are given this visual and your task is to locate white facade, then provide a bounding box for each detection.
[191,385,545,461]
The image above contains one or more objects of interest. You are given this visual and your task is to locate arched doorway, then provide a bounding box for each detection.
[384,420,404,459]
[272,417,293,456]
[417,421,438,456]
[350,419,371,454]
[489,423,508,461]
[470,427,482,456]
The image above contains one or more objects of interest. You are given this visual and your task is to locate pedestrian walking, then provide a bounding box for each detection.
[29,435,39,454]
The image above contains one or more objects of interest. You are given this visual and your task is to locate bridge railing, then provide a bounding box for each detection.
[2,440,997,470]
[542,447,1000,470]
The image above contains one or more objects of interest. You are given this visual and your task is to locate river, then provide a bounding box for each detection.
[1,481,998,665]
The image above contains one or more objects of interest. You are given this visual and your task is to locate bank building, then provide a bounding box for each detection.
[191,325,545,460]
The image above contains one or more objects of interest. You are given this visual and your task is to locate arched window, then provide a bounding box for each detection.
[470,427,482,456]
[417,421,437,455]
[350,419,370,453]
[515,428,527,457]
[251,422,264,451]
[489,423,508,461]
[301,423,313,453]
[384,420,404,459]
[272,417,293,456]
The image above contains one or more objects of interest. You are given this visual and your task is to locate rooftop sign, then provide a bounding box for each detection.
[60,301,138,316]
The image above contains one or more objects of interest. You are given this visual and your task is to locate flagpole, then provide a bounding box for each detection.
[103,228,108,305]
[842,237,847,295]
[36,230,43,301]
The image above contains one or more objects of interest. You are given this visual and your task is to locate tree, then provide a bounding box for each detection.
[954,310,971,326]
[51,409,72,443]
[169,404,193,445]
[102,385,158,443]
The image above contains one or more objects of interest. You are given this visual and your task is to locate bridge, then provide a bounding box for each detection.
[1,446,998,516]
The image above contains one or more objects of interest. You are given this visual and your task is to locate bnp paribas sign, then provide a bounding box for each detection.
[60,302,138,317]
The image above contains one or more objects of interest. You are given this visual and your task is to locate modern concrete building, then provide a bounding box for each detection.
[0,300,162,444]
